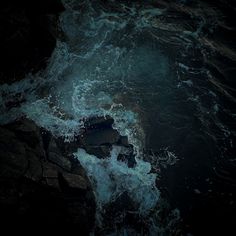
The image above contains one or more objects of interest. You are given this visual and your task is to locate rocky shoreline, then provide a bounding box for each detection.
[0,118,94,232]
[0,115,140,234]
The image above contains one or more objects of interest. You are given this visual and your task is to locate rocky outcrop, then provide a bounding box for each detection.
[0,0,64,84]
[0,118,95,233]
[0,115,138,233]
[78,115,137,167]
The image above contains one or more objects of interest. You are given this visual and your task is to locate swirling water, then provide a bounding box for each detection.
[0,0,235,235]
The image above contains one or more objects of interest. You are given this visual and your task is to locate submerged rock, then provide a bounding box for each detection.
[118,135,130,147]
[81,128,120,146]
[83,115,114,130]
[117,153,136,168]
[78,116,137,167]
[85,145,112,159]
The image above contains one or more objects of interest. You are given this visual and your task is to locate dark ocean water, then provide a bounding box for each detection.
[0,0,236,235]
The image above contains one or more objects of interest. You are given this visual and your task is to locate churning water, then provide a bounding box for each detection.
[1,0,235,235]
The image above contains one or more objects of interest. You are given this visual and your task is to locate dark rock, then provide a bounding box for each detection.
[85,145,111,158]
[81,128,120,146]
[79,116,137,166]
[4,119,45,155]
[0,114,138,234]
[24,152,43,181]
[117,153,136,168]
[54,136,80,157]
[0,127,28,178]
[47,137,72,171]
[83,115,114,130]
[101,192,140,234]
[69,156,89,177]
[117,146,137,168]
[42,162,59,178]
[106,192,136,214]
[61,172,88,190]
[42,161,61,189]
[118,135,129,147]
[41,128,53,151]
[0,118,96,233]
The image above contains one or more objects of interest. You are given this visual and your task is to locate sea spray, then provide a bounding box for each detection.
[75,146,160,230]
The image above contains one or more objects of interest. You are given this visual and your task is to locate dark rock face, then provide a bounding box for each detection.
[79,116,137,167]
[85,145,111,159]
[83,115,115,130]
[47,138,72,171]
[0,0,64,84]
[0,119,95,233]
[81,128,120,146]
[0,115,138,233]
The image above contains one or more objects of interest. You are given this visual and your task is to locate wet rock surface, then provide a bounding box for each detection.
[0,115,138,233]
[79,116,137,167]
[0,118,95,233]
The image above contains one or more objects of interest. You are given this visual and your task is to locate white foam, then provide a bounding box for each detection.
[75,146,160,215]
